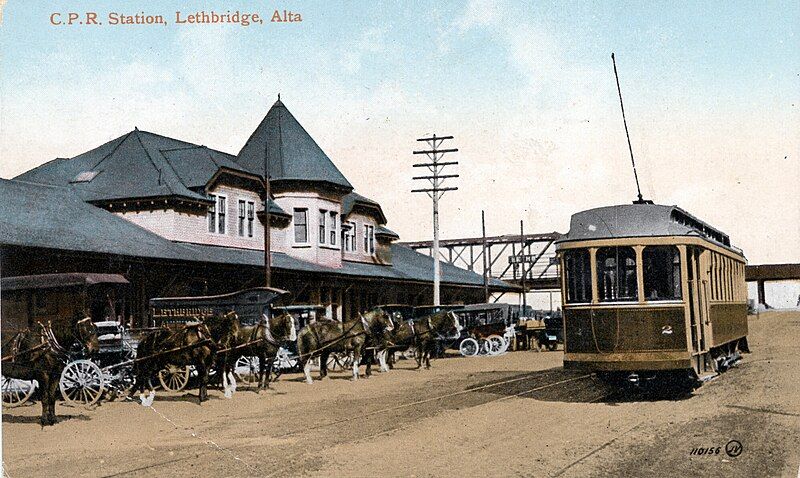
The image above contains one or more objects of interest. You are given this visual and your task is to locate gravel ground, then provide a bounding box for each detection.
[3,311,799,477]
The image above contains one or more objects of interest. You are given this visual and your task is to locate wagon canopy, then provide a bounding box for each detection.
[149,287,290,326]
[1,273,129,291]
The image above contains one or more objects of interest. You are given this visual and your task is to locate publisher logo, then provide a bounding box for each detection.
[725,440,743,457]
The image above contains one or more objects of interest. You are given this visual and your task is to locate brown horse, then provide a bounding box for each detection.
[207,310,296,395]
[297,308,394,384]
[402,311,462,369]
[130,320,223,405]
[1,314,99,426]
[375,319,419,372]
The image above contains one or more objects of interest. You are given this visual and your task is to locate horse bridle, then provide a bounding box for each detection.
[73,317,94,352]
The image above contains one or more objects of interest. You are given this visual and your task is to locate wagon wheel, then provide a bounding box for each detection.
[60,359,105,407]
[158,365,191,392]
[326,353,345,372]
[1,375,36,407]
[486,335,507,355]
[234,356,260,386]
[106,364,136,399]
[459,338,479,357]
[273,348,298,371]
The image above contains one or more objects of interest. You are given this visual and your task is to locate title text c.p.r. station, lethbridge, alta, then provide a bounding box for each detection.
[49,10,302,27]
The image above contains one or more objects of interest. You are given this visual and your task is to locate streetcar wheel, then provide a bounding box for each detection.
[459,338,479,357]
[60,360,104,407]
[158,365,190,392]
[234,356,260,386]
[1,376,36,407]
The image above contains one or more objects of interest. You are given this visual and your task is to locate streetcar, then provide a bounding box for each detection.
[556,203,749,386]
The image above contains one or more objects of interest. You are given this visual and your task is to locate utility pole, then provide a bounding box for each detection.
[263,108,272,289]
[412,134,458,306]
[481,210,489,303]
[520,220,527,314]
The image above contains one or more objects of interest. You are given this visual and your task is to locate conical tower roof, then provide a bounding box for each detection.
[235,99,353,192]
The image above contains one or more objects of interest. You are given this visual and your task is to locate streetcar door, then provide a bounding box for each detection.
[689,248,707,353]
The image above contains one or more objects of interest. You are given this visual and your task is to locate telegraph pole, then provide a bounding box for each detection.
[481,210,489,303]
[263,111,272,288]
[520,220,527,314]
[412,134,458,306]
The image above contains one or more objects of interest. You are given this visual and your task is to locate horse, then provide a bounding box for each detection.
[375,318,419,372]
[408,311,463,369]
[1,314,99,426]
[129,320,222,405]
[203,311,242,398]
[296,308,394,384]
[207,310,297,395]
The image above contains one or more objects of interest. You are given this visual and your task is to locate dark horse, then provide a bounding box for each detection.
[130,317,232,405]
[377,311,462,370]
[297,308,394,384]
[206,310,296,395]
[1,314,99,426]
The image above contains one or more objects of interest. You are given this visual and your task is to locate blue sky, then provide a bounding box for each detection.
[1,0,798,264]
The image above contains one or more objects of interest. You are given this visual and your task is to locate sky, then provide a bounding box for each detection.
[1,0,798,268]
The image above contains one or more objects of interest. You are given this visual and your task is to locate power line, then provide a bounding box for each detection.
[412,134,459,306]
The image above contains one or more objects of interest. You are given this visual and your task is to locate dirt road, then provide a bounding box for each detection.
[3,311,799,477]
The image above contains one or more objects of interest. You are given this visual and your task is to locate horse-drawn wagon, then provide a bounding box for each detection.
[0,273,126,423]
[145,287,293,392]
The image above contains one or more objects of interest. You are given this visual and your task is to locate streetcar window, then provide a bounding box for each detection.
[643,246,682,301]
[564,249,592,303]
[596,247,638,302]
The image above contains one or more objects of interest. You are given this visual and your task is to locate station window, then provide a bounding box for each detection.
[329,211,338,245]
[596,246,638,302]
[564,249,591,303]
[643,246,682,300]
[293,208,308,243]
[319,209,327,244]
[207,195,216,233]
[238,200,246,236]
[207,194,226,234]
[364,225,375,254]
[247,202,254,238]
[343,221,356,252]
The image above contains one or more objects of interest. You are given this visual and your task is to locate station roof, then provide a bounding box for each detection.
[1,273,129,291]
[557,203,739,253]
[235,99,353,192]
[0,179,513,291]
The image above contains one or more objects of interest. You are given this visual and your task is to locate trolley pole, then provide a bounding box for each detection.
[412,134,459,306]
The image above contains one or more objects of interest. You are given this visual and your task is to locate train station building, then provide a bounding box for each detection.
[0,99,514,326]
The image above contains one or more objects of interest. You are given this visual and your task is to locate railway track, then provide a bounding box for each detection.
[264,370,606,478]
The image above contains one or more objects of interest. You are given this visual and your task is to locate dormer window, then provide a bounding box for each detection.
[208,194,226,234]
[364,224,375,254]
[343,221,356,252]
[238,199,255,238]
[70,171,99,183]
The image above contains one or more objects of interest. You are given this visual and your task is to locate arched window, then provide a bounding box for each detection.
[596,247,638,302]
[643,246,682,300]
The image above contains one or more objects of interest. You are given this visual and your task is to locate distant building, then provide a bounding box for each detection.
[2,99,513,325]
